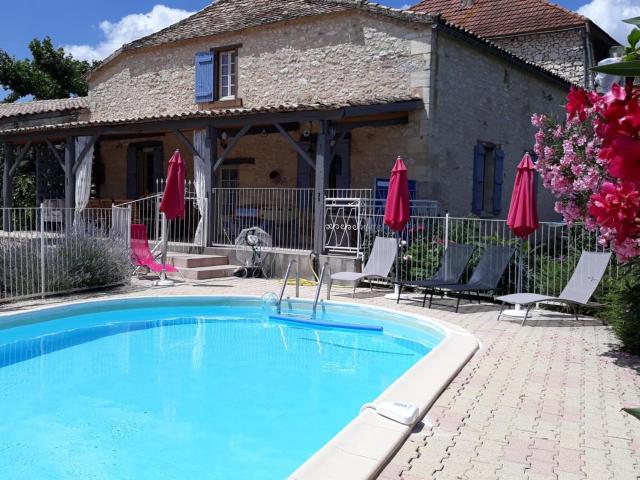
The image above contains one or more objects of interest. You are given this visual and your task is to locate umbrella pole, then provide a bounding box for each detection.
[503,237,526,317]
[518,237,524,294]
[155,213,175,287]
[385,231,403,300]
[394,232,400,296]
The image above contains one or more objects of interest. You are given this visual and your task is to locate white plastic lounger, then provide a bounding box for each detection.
[329,236,397,298]
[496,251,612,326]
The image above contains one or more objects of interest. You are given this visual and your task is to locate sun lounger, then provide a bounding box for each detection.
[329,236,397,297]
[396,243,476,307]
[496,251,612,325]
[131,224,179,275]
[427,245,516,312]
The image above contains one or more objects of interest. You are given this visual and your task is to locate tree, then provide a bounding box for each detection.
[0,37,97,102]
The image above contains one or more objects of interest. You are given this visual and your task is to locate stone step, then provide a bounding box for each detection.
[167,253,229,269]
[178,264,240,281]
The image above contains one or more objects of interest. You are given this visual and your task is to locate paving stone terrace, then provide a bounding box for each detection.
[4,277,640,480]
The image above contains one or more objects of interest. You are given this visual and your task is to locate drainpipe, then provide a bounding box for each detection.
[583,23,595,89]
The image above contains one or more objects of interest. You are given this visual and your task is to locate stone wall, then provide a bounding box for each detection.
[492,29,587,86]
[88,12,431,120]
[98,122,419,200]
[92,10,434,200]
[425,30,570,221]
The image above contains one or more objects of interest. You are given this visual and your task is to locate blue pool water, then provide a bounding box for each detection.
[0,297,443,480]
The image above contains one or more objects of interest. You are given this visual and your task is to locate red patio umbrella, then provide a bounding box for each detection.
[506,153,539,303]
[159,150,186,220]
[157,150,186,285]
[507,153,539,238]
[384,157,411,232]
[384,157,411,295]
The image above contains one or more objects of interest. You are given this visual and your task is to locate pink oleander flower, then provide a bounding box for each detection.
[589,182,640,242]
[531,114,546,128]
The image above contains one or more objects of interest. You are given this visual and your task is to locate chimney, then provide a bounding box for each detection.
[460,0,474,7]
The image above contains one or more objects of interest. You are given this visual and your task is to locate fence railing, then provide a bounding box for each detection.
[358,213,617,298]
[324,197,440,255]
[117,192,206,253]
[0,206,132,303]
[210,188,316,251]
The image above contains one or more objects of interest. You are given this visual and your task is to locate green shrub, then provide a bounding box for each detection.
[44,234,133,293]
[599,263,640,355]
[0,232,132,300]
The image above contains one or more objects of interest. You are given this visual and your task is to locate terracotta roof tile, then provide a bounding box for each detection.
[0,97,89,120]
[0,96,422,136]
[410,0,587,37]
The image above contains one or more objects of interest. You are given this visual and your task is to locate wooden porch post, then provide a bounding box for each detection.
[314,120,330,256]
[2,141,15,230]
[64,136,76,228]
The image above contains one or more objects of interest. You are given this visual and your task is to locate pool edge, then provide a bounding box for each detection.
[0,294,479,480]
[289,313,479,480]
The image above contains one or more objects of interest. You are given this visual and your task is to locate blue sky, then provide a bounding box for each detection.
[0,0,635,100]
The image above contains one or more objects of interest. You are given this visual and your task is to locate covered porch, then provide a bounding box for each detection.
[0,98,424,254]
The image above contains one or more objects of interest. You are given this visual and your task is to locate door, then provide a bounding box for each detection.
[126,141,164,199]
[328,135,351,190]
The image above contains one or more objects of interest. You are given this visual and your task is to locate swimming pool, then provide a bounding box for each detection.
[0,296,478,479]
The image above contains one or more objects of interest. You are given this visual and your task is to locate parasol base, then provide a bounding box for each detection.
[501,305,528,318]
[384,292,416,300]
[153,271,175,287]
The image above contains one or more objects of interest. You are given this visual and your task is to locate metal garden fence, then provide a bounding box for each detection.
[118,190,206,253]
[210,188,316,250]
[0,205,132,303]
[358,213,617,298]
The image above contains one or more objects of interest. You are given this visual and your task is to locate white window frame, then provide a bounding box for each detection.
[219,50,237,100]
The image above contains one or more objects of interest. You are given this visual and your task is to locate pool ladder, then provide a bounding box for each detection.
[276,260,300,314]
[313,262,331,316]
[275,260,331,317]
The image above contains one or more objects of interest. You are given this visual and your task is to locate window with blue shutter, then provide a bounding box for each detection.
[472,144,486,215]
[195,51,215,104]
[492,148,505,215]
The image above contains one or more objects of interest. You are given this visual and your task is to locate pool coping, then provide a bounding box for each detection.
[0,294,479,480]
[287,298,479,480]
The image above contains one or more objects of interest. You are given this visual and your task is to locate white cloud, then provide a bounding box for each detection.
[64,5,195,61]
[577,0,640,44]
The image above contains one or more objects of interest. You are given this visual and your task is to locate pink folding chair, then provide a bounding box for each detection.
[131,224,179,275]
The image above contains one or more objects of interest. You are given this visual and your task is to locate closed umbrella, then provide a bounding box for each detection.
[156,150,186,286]
[504,153,539,316]
[507,153,539,239]
[384,157,411,296]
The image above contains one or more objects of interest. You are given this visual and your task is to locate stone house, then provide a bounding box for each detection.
[0,0,572,253]
[410,0,619,87]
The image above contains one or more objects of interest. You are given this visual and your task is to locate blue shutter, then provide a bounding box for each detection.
[195,52,215,103]
[472,144,486,215]
[492,148,505,215]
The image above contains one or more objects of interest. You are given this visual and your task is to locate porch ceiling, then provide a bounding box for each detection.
[0,97,423,142]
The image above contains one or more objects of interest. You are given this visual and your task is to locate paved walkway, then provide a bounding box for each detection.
[5,277,640,479]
